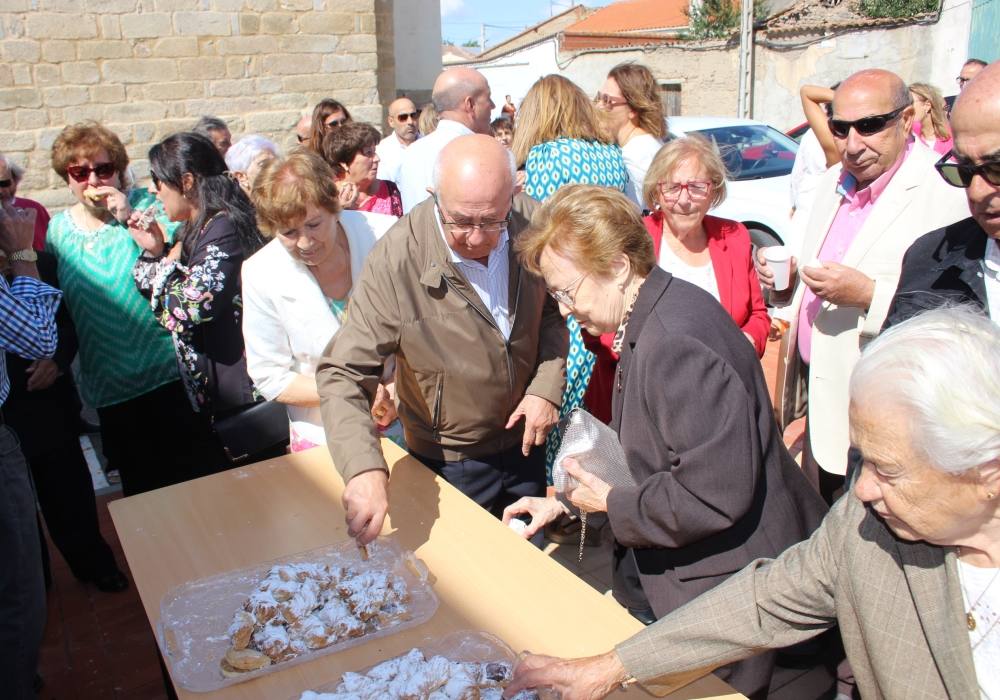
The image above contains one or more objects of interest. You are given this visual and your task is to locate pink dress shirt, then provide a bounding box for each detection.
[797,140,914,365]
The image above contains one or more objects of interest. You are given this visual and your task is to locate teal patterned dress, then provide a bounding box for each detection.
[523,137,628,482]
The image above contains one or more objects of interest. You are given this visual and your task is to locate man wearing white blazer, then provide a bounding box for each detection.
[756,69,970,499]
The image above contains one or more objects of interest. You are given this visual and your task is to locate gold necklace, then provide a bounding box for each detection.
[957,548,1000,632]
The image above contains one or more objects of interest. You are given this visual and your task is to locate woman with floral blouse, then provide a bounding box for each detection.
[129,132,280,466]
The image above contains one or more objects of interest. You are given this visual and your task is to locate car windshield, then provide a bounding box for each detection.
[690,125,798,181]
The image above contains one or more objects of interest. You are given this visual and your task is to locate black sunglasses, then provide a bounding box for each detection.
[66,162,117,182]
[935,151,1000,188]
[394,111,420,122]
[0,179,12,188]
[828,104,908,139]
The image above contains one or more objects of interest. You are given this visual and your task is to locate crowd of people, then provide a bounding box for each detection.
[0,54,997,700]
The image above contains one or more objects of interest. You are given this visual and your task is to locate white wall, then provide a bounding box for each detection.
[394,0,442,96]
[471,40,563,119]
[753,0,973,128]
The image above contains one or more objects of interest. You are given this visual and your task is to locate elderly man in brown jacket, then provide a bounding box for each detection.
[317,135,567,545]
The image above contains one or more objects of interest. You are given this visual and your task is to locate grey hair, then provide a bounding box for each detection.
[224,135,279,173]
[849,306,1000,474]
[193,115,229,135]
[431,146,516,193]
[0,154,25,182]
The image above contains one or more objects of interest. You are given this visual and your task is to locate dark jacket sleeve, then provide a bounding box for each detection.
[606,328,764,549]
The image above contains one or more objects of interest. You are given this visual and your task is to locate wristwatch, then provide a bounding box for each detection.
[9,248,38,263]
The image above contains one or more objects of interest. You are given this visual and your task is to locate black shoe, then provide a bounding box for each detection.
[627,607,657,626]
[92,570,129,593]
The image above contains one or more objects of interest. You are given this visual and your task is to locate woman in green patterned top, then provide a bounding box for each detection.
[45,121,222,496]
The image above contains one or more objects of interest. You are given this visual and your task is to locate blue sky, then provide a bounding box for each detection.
[440,0,616,48]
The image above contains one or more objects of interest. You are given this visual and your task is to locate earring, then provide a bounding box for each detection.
[988,492,996,500]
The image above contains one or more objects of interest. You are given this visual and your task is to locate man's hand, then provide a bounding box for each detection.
[342,469,389,546]
[799,261,874,309]
[503,650,629,700]
[0,203,36,254]
[505,394,559,457]
[370,382,398,428]
[502,496,568,540]
[26,359,59,392]
[754,246,798,291]
[563,457,611,514]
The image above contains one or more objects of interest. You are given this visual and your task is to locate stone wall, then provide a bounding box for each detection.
[0,0,391,210]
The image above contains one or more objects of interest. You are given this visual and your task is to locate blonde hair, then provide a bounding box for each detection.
[418,102,439,136]
[909,83,951,141]
[251,149,340,237]
[643,135,728,211]
[516,184,654,279]
[511,75,612,167]
[608,63,666,139]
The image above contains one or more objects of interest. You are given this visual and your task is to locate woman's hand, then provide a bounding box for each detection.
[502,496,568,539]
[371,382,398,428]
[337,180,359,209]
[91,186,132,223]
[503,650,630,700]
[563,457,611,514]
[127,210,166,257]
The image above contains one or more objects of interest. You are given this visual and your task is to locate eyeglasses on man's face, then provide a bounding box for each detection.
[593,92,628,109]
[658,180,712,202]
[393,111,420,123]
[935,151,1000,188]
[548,272,588,308]
[435,197,513,236]
[828,104,908,139]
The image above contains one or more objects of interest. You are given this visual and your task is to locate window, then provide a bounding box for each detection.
[659,82,682,116]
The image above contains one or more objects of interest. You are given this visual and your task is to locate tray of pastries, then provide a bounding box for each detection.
[157,538,438,692]
[294,630,556,700]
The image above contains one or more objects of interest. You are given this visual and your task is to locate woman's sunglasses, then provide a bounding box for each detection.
[828,104,908,139]
[66,162,117,182]
[935,151,1000,188]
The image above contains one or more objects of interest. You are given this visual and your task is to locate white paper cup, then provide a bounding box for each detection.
[764,245,792,291]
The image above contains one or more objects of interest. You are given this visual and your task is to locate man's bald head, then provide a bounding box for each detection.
[432,68,494,135]
[950,61,1000,237]
[831,69,913,188]
[387,97,419,144]
[433,135,515,261]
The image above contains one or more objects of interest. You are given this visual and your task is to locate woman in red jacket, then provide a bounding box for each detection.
[584,135,769,423]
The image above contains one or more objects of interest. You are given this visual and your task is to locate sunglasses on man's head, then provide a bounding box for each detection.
[935,151,1000,188]
[394,111,420,122]
[828,104,908,139]
[66,162,117,182]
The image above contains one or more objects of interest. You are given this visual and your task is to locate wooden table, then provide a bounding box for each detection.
[110,442,743,700]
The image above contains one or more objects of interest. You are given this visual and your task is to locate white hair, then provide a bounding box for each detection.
[225,135,279,174]
[0,154,25,182]
[430,145,516,193]
[850,306,1000,474]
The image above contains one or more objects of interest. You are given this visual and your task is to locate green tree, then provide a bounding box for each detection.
[858,0,938,18]
[461,39,480,48]
[685,0,770,40]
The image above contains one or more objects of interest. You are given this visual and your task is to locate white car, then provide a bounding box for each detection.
[667,116,799,252]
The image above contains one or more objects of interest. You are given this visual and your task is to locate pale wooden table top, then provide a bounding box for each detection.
[109,442,742,700]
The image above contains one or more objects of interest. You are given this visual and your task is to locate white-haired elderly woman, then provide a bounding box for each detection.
[0,153,50,250]
[505,306,1000,700]
[224,135,279,195]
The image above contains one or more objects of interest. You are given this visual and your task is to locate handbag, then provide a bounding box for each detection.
[212,400,289,465]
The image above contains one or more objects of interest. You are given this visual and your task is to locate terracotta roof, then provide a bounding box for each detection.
[561,32,681,50]
[475,5,592,61]
[565,0,690,33]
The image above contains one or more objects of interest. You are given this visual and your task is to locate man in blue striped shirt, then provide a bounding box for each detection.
[0,203,61,699]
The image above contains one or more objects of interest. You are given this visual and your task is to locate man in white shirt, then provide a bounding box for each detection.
[884,60,1000,329]
[375,97,420,183]
[397,67,495,213]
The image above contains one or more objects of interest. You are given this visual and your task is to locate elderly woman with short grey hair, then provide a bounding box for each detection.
[505,305,1000,700]
[224,135,279,195]
[0,153,50,250]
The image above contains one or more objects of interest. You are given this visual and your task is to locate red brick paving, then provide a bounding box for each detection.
[35,335,807,700]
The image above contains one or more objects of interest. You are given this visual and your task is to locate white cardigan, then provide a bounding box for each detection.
[242,210,395,446]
